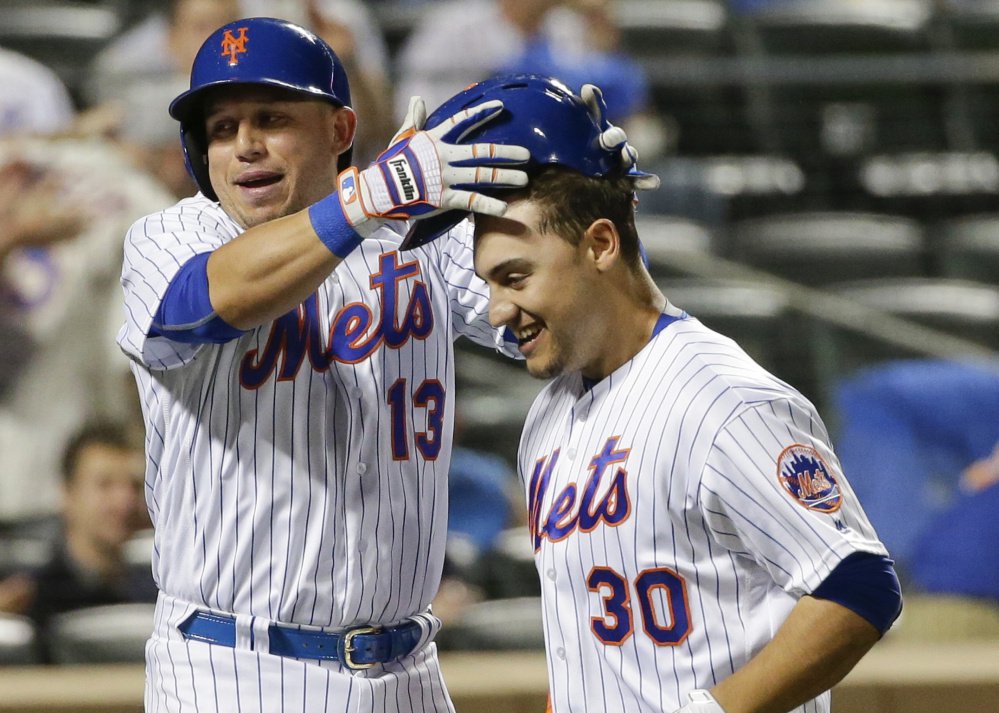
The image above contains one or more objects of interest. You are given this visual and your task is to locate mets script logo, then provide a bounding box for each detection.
[528,436,633,552]
[776,444,842,513]
[221,27,249,66]
[240,251,433,388]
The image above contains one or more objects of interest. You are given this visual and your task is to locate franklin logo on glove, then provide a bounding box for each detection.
[389,157,418,202]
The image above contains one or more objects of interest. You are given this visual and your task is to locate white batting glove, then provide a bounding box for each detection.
[580,83,660,191]
[336,96,529,237]
[672,690,727,713]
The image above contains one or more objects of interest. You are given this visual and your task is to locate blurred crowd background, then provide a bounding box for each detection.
[1,0,999,668]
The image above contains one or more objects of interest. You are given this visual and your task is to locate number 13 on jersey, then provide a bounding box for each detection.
[387,378,445,460]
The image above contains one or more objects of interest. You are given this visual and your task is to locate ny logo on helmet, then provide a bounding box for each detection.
[221,27,249,66]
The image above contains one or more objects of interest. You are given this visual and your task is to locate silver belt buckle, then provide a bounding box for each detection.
[342,625,381,670]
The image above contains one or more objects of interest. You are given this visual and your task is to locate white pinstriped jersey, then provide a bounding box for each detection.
[118,193,511,712]
[519,309,888,713]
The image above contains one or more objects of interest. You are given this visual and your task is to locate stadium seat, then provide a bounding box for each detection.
[645,155,806,222]
[933,213,999,282]
[811,277,999,401]
[0,0,122,104]
[727,211,927,284]
[745,0,934,55]
[46,603,154,664]
[0,613,39,665]
[939,0,999,51]
[858,152,999,221]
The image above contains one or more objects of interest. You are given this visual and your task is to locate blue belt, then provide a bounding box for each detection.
[177,611,422,670]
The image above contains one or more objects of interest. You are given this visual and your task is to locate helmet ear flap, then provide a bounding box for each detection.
[179,124,216,201]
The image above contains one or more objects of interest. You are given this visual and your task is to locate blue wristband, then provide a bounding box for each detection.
[308,192,364,258]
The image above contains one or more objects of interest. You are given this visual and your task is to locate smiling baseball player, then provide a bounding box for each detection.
[116,17,537,713]
[411,74,904,713]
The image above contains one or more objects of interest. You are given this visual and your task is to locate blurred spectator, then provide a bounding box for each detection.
[0,420,155,659]
[0,46,76,136]
[833,358,999,579]
[0,138,176,520]
[84,0,243,199]
[394,0,665,160]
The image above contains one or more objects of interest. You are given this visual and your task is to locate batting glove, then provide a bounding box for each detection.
[337,96,529,237]
[672,690,727,713]
[579,83,660,191]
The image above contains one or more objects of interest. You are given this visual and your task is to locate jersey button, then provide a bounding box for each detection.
[356,462,367,474]
[556,647,566,660]
[566,448,576,461]
[546,568,556,581]
[350,387,363,399]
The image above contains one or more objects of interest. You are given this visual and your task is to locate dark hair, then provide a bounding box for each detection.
[60,421,137,484]
[519,167,642,267]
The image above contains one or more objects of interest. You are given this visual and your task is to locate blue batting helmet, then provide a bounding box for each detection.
[402,73,657,250]
[169,17,353,200]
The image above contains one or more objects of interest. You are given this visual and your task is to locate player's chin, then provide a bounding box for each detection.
[524,354,566,380]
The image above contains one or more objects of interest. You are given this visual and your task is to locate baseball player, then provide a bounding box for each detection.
[116,17,541,712]
[411,75,904,713]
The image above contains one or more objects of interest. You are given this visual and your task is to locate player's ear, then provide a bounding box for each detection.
[330,105,357,156]
[583,218,621,272]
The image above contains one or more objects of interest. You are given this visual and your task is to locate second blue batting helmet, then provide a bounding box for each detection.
[401,73,657,250]
[169,17,353,200]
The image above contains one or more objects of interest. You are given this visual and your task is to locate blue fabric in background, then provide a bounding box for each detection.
[910,482,999,600]
[833,359,999,577]
[447,446,513,553]
[496,39,649,125]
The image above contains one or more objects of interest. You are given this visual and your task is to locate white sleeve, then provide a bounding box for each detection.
[117,201,235,370]
[427,221,521,359]
[698,398,888,596]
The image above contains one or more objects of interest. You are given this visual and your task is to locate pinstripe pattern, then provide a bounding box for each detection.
[119,194,509,711]
[519,313,886,713]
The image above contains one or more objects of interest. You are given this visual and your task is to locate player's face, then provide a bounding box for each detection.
[474,200,607,379]
[63,443,147,552]
[204,86,352,229]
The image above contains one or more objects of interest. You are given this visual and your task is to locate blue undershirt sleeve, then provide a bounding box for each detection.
[150,252,247,344]
[810,552,903,635]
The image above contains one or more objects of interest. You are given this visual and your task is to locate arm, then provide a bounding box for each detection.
[160,99,529,335]
[206,210,340,329]
[710,596,879,713]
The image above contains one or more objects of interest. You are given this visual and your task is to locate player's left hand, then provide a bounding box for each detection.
[671,689,727,713]
[337,96,530,236]
[579,83,660,191]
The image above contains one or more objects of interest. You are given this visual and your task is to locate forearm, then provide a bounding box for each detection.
[207,210,343,329]
[711,596,880,713]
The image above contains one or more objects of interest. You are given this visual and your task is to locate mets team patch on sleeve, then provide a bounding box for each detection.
[776,444,842,513]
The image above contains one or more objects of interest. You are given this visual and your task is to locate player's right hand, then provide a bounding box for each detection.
[336,97,530,237]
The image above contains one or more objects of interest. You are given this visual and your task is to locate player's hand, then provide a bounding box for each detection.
[337,96,530,237]
[579,83,660,191]
[671,690,726,713]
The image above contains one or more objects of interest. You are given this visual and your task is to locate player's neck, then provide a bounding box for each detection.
[580,293,664,381]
